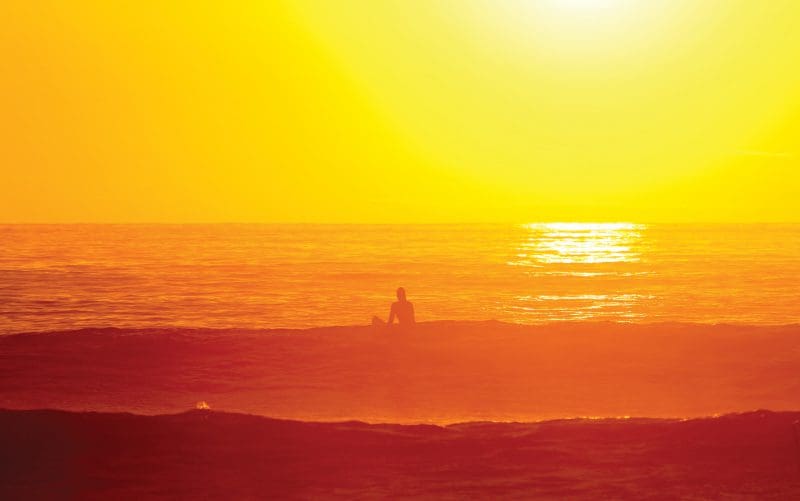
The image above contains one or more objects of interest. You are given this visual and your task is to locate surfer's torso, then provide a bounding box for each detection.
[390,300,415,325]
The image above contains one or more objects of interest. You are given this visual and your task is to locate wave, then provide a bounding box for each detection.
[1,407,799,499]
[2,321,800,424]
[7,318,800,337]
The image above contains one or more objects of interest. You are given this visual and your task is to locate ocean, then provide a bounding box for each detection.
[1,223,799,334]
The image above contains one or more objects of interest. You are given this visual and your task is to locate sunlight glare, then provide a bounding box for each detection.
[518,223,644,264]
[551,0,618,11]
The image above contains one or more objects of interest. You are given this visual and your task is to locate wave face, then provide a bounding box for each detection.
[2,223,800,334]
[1,322,799,423]
[1,408,799,499]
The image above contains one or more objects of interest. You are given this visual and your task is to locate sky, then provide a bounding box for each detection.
[1,0,799,223]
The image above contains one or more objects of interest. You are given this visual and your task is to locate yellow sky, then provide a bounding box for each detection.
[1,0,799,222]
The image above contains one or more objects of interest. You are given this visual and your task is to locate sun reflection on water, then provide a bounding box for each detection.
[514,222,645,266]
[506,222,649,321]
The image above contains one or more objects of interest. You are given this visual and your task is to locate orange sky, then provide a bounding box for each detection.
[2,1,799,223]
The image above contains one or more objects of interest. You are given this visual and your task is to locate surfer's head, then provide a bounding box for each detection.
[396,287,406,301]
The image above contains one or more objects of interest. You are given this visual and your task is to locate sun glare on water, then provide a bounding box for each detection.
[507,222,650,321]
[517,222,644,265]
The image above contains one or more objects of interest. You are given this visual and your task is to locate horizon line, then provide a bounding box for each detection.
[1,220,800,226]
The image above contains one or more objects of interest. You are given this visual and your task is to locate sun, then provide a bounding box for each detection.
[487,0,639,35]
[552,0,618,10]
[473,0,653,60]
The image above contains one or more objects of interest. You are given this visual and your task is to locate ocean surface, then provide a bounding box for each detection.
[1,223,799,334]
[5,224,800,499]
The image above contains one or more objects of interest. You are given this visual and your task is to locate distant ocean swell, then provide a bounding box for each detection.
[2,223,800,334]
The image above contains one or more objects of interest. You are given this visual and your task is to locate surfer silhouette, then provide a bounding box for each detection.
[389,287,415,326]
[373,287,415,329]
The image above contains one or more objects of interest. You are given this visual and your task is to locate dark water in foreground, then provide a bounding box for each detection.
[3,408,798,500]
